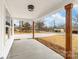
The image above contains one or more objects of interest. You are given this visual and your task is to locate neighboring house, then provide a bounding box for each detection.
[72,28,78,33]
[54,28,64,32]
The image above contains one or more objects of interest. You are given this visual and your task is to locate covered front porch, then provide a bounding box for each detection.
[2,0,77,59]
[7,39,64,59]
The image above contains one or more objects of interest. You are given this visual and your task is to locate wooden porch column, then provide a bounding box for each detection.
[65,3,73,59]
[32,21,35,39]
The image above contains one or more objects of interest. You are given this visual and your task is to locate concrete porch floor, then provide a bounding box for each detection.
[7,39,64,59]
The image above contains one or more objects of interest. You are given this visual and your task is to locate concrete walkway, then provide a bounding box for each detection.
[7,39,64,59]
[14,33,65,39]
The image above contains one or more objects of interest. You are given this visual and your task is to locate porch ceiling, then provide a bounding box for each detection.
[4,0,77,20]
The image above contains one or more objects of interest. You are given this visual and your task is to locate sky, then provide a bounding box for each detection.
[14,5,78,27]
[44,5,78,27]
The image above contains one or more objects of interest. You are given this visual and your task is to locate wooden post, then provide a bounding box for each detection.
[65,3,73,59]
[32,21,35,39]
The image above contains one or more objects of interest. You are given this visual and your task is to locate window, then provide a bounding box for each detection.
[5,9,13,39]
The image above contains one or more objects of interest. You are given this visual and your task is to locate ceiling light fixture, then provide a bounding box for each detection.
[28,5,34,12]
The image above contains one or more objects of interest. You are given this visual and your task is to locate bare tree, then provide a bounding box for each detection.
[23,22,31,32]
[35,21,44,32]
[74,14,78,23]
[72,14,78,28]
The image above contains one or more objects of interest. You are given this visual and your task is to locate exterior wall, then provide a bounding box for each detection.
[4,8,14,59]
[0,0,4,58]
[0,1,14,59]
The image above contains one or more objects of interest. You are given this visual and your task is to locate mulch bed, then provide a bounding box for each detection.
[36,38,66,57]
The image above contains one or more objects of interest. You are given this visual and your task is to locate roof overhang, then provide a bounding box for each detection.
[4,0,77,21]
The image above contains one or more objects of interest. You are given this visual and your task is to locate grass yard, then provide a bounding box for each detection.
[38,34,78,59]
[14,31,47,34]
